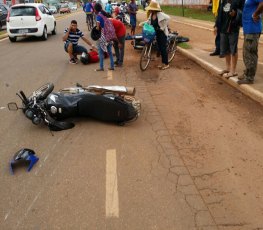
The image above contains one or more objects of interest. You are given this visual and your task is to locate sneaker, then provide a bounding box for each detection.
[237,79,254,85]
[73,55,79,61]
[69,58,77,64]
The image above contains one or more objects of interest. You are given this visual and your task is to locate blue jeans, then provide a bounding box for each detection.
[98,43,114,70]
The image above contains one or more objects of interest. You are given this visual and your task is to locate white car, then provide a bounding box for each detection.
[49,5,57,14]
[7,3,56,42]
[70,4,77,11]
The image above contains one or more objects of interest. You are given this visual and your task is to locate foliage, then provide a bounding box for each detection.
[160,6,216,22]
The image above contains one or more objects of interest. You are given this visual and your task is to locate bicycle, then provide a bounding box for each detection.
[139,33,177,71]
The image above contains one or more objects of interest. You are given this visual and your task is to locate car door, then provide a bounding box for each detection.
[43,6,54,32]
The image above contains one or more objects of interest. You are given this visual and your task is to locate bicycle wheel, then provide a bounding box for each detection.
[140,43,152,71]
[167,38,177,63]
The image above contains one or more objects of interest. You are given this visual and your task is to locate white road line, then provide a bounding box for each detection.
[106,149,119,218]
[16,191,41,228]
[4,210,11,221]
[107,70,113,80]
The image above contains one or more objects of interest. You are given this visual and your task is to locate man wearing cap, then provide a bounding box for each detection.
[145,1,170,70]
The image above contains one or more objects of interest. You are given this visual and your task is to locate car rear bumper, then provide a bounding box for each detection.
[7,26,44,37]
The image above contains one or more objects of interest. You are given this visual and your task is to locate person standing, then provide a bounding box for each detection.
[146,1,170,70]
[105,1,112,15]
[238,0,263,84]
[210,0,222,56]
[128,0,138,36]
[110,18,126,67]
[63,20,96,64]
[83,0,94,28]
[215,0,244,78]
[94,3,115,71]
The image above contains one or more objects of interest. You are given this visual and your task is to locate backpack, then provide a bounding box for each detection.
[99,14,117,42]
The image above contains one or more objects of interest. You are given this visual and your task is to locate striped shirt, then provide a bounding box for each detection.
[64,28,84,45]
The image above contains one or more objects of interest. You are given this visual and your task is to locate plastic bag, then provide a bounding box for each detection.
[142,23,156,43]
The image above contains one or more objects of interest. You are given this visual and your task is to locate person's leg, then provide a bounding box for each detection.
[107,43,115,69]
[113,40,120,64]
[74,45,88,58]
[156,31,168,66]
[98,45,104,70]
[228,32,239,75]
[118,36,125,65]
[244,34,259,81]
[215,32,220,53]
[220,33,231,73]
[66,42,74,59]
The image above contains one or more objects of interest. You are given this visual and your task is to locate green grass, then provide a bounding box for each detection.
[161,6,216,22]
[178,42,191,49]
[0,30,6,36]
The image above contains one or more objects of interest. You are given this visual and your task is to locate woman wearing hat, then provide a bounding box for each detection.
[145,1,170,70]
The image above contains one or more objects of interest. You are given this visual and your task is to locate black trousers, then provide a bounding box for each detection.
[156,30,168,65]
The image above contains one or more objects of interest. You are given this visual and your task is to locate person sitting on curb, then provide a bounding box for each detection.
[238,0,263,84]
[63,20,96,64]
[110,18,126,67]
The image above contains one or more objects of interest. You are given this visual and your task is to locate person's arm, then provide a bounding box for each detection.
[62,27,70,41]
[82,36,97,50]
[253,2,263,22]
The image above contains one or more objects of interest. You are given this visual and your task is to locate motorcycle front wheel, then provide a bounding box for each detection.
[140,43,152,71]
[29,83,54,101]
[167,38,177,63]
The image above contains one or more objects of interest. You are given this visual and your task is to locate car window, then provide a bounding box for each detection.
[0,5,7,12]
[44,6,50,14]
[38,5,45,14]
[10,6,36,16]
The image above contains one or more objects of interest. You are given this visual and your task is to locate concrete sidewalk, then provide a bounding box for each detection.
[173,15,263,106]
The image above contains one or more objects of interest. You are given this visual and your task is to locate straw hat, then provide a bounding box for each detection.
[145,1,162,12]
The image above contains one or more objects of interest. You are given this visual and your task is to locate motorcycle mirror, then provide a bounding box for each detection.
[7,102,19,111]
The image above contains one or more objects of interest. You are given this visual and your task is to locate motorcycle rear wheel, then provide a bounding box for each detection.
[29,83,54,101]
[140,43,152,71]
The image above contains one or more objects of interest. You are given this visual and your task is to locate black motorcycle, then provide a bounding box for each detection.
[8,83,141,131]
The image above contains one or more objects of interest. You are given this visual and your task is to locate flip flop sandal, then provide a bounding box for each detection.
[220,70,230,75]
[161,65,170,70]
[223,72,234,79]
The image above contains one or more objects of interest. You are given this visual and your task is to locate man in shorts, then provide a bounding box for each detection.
[63,20,96,64]
[128,0,138,36]
[215,0,244,78]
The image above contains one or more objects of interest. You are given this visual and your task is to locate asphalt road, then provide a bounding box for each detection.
[1,12,263,230]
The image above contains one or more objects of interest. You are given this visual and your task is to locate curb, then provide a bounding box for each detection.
[178,47,263,106]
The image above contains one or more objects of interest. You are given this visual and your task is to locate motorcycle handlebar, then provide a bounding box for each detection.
[19,91,29,105]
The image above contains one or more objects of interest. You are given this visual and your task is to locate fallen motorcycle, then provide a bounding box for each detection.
[8,83,141,131]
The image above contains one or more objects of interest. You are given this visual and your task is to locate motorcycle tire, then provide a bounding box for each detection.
[29,83,54,101]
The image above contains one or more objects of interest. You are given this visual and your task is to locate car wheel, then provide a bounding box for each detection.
[9,36,17,42]
[52,23,56,35]
[41,27,48,41]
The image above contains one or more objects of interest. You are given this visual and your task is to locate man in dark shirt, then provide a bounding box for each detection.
[63,20,96,64]
[215,0,244,78]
